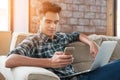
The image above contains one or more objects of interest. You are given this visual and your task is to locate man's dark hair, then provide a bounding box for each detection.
[38,1,62,15]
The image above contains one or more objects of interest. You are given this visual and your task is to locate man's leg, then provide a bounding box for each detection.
[79,59,120,80]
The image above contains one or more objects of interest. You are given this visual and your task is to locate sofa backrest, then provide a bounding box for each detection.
[88,34,120,62]
[10,32,32,51]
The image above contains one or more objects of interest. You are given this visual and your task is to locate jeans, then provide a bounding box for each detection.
[79,59,120,80]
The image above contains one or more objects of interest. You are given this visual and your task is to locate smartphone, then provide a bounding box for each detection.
[64,47,75,55]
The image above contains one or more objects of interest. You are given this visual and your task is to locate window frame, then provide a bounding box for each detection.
[9,0,14,32]
[0,0,13,32]
[106,0,114,36]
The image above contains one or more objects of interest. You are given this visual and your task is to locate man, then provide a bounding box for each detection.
[5,1,120,80]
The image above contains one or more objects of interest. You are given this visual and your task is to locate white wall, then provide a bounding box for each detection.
[14,0,28,33]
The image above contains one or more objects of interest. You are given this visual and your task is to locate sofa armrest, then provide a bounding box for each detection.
[12,66,60,80]
[0,56,14,80]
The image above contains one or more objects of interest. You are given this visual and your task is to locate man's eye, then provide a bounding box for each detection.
[46,21,51,24]
[54,21,59,24]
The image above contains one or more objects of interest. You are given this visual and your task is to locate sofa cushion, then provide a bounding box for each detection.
[67,35,120,72]
[88,34,120,61]
[110,40,120,61]
[67,42,93,72]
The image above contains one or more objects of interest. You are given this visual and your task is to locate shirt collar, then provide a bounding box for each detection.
[38,32,57,42]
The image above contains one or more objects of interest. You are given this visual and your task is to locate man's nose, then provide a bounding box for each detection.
[50,23,56,28]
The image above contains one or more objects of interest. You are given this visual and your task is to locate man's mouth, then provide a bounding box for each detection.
[48,30,55,32]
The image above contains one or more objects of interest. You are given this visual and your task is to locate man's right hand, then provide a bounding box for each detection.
[50,51,74,68]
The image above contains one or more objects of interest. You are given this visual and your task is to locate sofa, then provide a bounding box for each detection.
[0,32,120,80]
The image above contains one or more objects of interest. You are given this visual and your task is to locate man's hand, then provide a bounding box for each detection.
[79,33,99,58]
[89,41,99,58]
[50,52,74,68]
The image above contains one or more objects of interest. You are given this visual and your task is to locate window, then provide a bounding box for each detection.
[117,0,120,36]
[0,0,9,31]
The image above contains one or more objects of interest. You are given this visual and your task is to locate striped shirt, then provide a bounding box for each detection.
[8,32,80,80]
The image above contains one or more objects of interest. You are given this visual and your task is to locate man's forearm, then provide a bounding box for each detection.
[79,33,93,45]
[5,54,51,68]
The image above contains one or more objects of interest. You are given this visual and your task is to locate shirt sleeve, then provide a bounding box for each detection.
[8,35,38,57]
[65,32,80,43]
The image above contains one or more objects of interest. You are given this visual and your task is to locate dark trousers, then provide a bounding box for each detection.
[79,59,120,80]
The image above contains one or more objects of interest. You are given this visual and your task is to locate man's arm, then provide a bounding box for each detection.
[5,52,73,68]
[5,54,51,68]
[79,33,99,58]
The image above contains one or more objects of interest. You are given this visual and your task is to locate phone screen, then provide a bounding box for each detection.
[64,47,75,55]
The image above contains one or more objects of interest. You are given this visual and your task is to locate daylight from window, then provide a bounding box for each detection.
[0,0,9,31]
[117,0,120,36]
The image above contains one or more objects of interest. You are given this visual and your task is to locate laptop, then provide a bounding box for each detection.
[61,41,117,78]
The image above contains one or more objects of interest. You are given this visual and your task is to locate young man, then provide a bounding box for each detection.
[5,1,120,80]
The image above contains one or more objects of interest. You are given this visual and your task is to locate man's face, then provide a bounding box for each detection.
[40,12,60,38]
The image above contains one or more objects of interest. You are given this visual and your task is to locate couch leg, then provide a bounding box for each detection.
[0,73,5,80]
